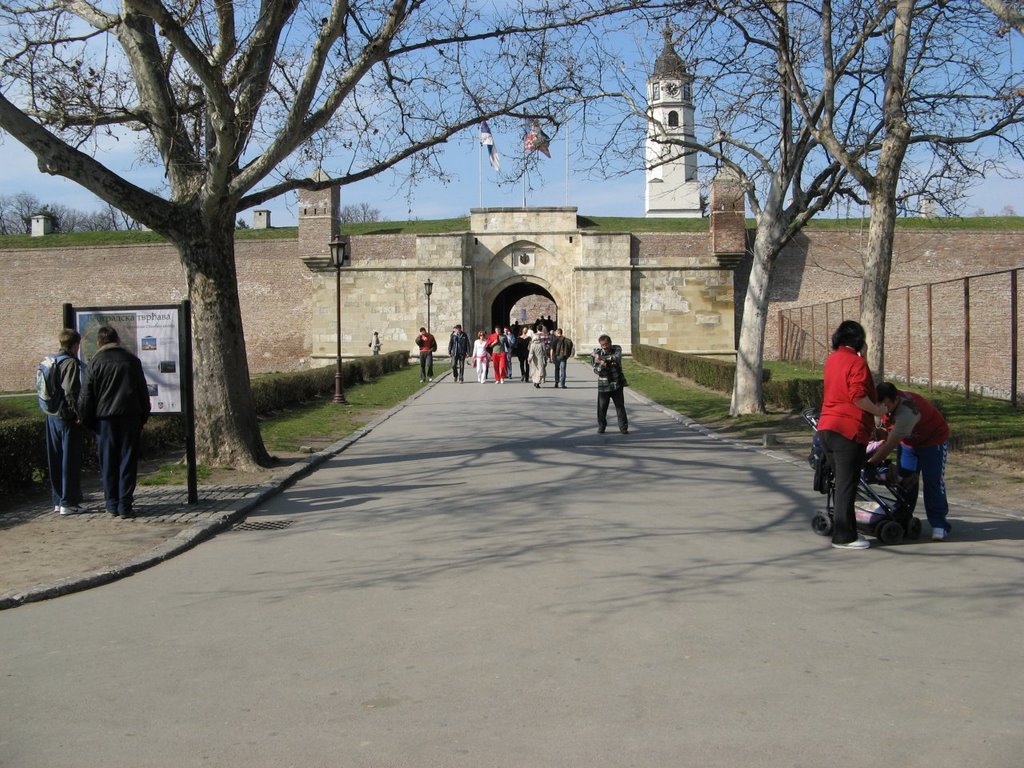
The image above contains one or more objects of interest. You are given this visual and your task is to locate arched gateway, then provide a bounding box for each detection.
[299,185,746,363]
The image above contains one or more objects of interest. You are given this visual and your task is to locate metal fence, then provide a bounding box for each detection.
[778,267,1022,404]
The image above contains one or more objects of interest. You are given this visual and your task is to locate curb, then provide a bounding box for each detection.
[0,389,422,610]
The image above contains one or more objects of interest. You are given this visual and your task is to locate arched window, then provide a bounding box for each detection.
[668,111,679,128]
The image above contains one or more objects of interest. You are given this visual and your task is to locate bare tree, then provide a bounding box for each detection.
[800,0,1024,377]
[0,0,635,468]
[340,203,382,224]
[591,5,849,414]
[977,0,1024,35]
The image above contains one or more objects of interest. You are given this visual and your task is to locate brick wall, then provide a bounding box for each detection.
[2,239,309,391]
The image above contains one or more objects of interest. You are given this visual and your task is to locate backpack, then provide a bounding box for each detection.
[36,353,72,416]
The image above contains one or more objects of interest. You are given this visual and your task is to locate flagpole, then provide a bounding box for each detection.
[565,117,570,207]
[479,135,483,207]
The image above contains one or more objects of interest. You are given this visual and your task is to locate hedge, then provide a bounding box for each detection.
[633,344,824,411]
[632,344,770,394]
[0,352,409,495]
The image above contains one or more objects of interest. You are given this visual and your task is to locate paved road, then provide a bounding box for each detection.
[3,361,1022,768]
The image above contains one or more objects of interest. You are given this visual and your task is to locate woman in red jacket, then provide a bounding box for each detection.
[818,320,887,550]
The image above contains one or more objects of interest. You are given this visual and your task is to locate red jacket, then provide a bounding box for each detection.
[818,346,877,444]
[888,391,950,448]
[416,333,436,354]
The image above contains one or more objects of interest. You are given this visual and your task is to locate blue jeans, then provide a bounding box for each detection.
[899,442,950,532]
[554,358,568,386]
[96,416,143,515]
[45,415,84,508]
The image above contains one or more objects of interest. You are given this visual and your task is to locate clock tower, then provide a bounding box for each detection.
[645,30,702,218]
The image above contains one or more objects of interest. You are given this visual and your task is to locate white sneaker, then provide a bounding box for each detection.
[832,535,870,550]
[59,505,88,516]
[931,528,948,541]
[53,505,60,513]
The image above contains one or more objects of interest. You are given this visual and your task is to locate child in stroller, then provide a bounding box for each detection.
[803,408,922,545]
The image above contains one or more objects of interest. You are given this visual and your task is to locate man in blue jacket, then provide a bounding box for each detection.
[79,326,151,518]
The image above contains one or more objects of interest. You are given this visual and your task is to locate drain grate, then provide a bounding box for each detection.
[232,519,294,531]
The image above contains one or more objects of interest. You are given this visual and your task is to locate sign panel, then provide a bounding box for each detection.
[74,307,182,414]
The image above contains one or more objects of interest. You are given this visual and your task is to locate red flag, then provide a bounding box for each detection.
[525,121,551,158]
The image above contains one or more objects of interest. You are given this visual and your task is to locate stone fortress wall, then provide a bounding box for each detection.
[2,197,1022,396]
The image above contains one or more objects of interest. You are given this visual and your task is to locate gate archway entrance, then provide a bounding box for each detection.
[490,282,557,329]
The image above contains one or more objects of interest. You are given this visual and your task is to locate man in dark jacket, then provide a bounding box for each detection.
[79,326,151,518]
[447,325,470,383]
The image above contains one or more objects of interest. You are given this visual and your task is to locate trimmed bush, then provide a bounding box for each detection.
[0,352,410,494]
[633,344,770,394]
[763,378,824,411]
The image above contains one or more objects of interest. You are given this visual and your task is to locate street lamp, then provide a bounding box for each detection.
[424,277,434,334]
[329,235,348,404]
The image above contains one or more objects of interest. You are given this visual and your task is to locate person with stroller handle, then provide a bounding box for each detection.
[817,321,886,550]
[868,382,952,541]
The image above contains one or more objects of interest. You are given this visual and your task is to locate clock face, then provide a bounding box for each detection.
[664,82,680,97]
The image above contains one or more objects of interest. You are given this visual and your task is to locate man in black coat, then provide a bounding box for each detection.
[79,326,151,518]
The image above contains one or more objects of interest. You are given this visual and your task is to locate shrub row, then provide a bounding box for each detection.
[0,353,409,495]
[633,344,824,411]
[633,345,771,394]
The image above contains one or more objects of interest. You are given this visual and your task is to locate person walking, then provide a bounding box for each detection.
[868,382,952,540]
[78,326,151,519]
[471,330,490,383]
[415,326,437,382]
[39,329,87,515]
[485,326,508,383]
[448,325,471,383]
[592,334,628,433]
[528,329,548,388]
[551,328,575,388]
[368,331,382,356]
[515,327,531,381]
[817,320,886,550]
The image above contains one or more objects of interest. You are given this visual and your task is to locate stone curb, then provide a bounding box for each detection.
[0,387,426,611]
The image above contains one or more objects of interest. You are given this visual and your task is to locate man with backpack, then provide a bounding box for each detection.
[79,326,151,519]
[38,329,87,515]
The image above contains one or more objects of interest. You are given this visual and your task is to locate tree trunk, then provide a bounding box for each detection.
[178,216,272,469]
[859,185,900,381]
[731,226,780,416]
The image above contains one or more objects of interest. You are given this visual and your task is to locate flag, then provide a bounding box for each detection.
[525,120,551,158]
[480,120,501,171]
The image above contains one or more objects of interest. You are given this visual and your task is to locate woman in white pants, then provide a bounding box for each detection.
[471,331,490,383]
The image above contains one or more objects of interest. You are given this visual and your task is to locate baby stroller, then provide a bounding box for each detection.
[802,408,922,545]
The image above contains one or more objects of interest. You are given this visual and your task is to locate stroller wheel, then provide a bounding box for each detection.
[878,520,904,545]
[906,518,922,540]
[811,514,833,537]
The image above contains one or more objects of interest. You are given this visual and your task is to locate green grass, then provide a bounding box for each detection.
[0,396,40,420]
[259,362,448,452]
[801,216,1024,231]
[138,462,213,486]
[627,356,1024,463]
[4,214,1021,250]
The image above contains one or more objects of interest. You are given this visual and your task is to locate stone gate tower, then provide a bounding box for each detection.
[645,30,702,218]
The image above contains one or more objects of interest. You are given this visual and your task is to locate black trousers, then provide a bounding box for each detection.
[450,354,466,381]
[597,388,628,431]
[820,429,866,545]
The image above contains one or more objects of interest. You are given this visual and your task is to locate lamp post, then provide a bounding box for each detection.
[424,277,434,334]
[329,235,348,404]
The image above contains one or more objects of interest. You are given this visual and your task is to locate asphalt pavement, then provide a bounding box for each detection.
[2,360,1022,768]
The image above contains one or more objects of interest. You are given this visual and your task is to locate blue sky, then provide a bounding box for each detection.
[4,123,1021,227]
